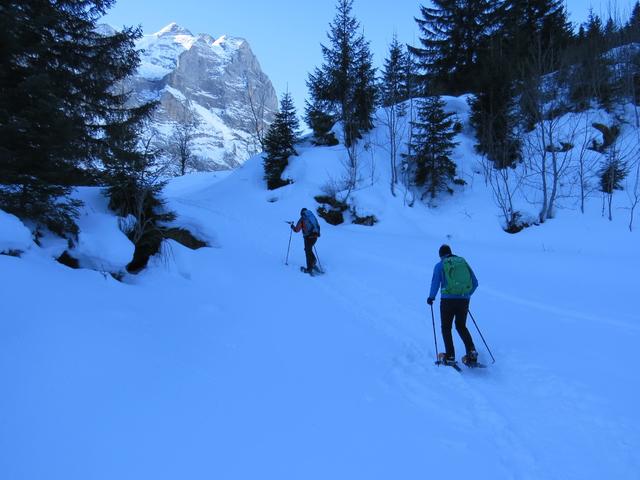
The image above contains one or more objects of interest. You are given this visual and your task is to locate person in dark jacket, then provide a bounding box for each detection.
[291,208,321,275]
[427,244,479,365]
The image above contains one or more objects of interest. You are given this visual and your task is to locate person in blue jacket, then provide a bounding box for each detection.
[427,244,479,365]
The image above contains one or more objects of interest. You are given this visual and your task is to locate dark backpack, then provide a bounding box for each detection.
[302,210,320,237]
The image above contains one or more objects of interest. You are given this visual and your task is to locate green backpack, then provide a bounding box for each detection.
[442,256,473,296]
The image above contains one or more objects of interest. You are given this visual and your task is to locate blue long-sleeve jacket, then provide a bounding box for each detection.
[429,255,478,300]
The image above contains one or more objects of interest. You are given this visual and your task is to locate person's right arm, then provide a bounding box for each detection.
[428,262,442,301]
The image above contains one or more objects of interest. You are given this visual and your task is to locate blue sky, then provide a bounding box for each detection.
[104,0,637,115]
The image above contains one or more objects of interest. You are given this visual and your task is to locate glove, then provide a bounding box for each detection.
[427,297,434,306]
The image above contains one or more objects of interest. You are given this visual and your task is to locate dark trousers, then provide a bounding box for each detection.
[440,298,476,359]
[303,235,317,270]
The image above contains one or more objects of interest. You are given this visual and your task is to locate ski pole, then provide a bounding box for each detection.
[468,310,496,364]
[430,304,440,364]
[285,222,293,265]
[313,245,323,271]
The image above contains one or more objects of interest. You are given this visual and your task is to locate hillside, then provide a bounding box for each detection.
[1,98,638,480]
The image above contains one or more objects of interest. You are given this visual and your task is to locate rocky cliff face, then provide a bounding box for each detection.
[129,23,278,170]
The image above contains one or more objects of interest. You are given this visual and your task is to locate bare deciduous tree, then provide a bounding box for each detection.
[521,42,575,222]
[379,101,408,196]
[168,102,200,176]
[571,112,600,213]
[487,158,525,231]
[627,155,640,231]
[243,72,270,155]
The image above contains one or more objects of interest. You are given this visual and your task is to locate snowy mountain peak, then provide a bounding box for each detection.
[154,22,193,37]
[129,23,277,170]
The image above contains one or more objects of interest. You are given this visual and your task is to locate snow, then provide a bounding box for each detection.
[71,188,135,273]
[0,210,32,254]
[1,97,638,479]
[163,84,187,102]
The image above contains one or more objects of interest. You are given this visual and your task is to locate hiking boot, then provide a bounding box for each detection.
[462,350,478,366]
[437,352,456,365]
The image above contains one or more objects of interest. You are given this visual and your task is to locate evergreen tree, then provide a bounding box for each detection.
[627,1,640,41]
[599,159,628,194]
[0,0,152,234]
[405,96,458,199]
[501,0,573,70]
[380,36,411,193]
[403,46,422,100]
[380,35,409,108]
[306,0,377,146]
[263,92,300,190]
[599,153,628,221]
[569,11,614,109]
[304,98,339,146]
[101,101,161,217]
[470,35,522,169]
[411,0,497,95]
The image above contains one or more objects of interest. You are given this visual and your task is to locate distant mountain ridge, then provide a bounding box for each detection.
[120,22,278,170]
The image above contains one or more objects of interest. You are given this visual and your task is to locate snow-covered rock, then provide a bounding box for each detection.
[0,210,33,254]
[71,188,135,273]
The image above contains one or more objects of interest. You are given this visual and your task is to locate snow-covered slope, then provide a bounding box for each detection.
[1,99,638,479]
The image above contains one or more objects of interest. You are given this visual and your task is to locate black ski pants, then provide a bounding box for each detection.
[303,235,317,271]
[440,298,476,359]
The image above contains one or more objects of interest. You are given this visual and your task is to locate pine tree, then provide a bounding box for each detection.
[501,0,573,69]
[599,153,628,221]
[304,98,339,146]
[569,11,614,109]
[381,35,409,108]
[405,96,458,199]
[627,1,640,41]
[380,36,411,194]
[263,92,300,190]
[0,0,153,235]
[306,0,377,147]
[411,0,497,95]
[470,35,522,169]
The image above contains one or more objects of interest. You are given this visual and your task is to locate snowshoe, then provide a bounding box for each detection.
[300,266,314,276]
[461,350,478,366]
[436,353,461,371]
[461,351,487,368]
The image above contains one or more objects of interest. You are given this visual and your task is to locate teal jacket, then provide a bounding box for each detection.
[429,255,478,300]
